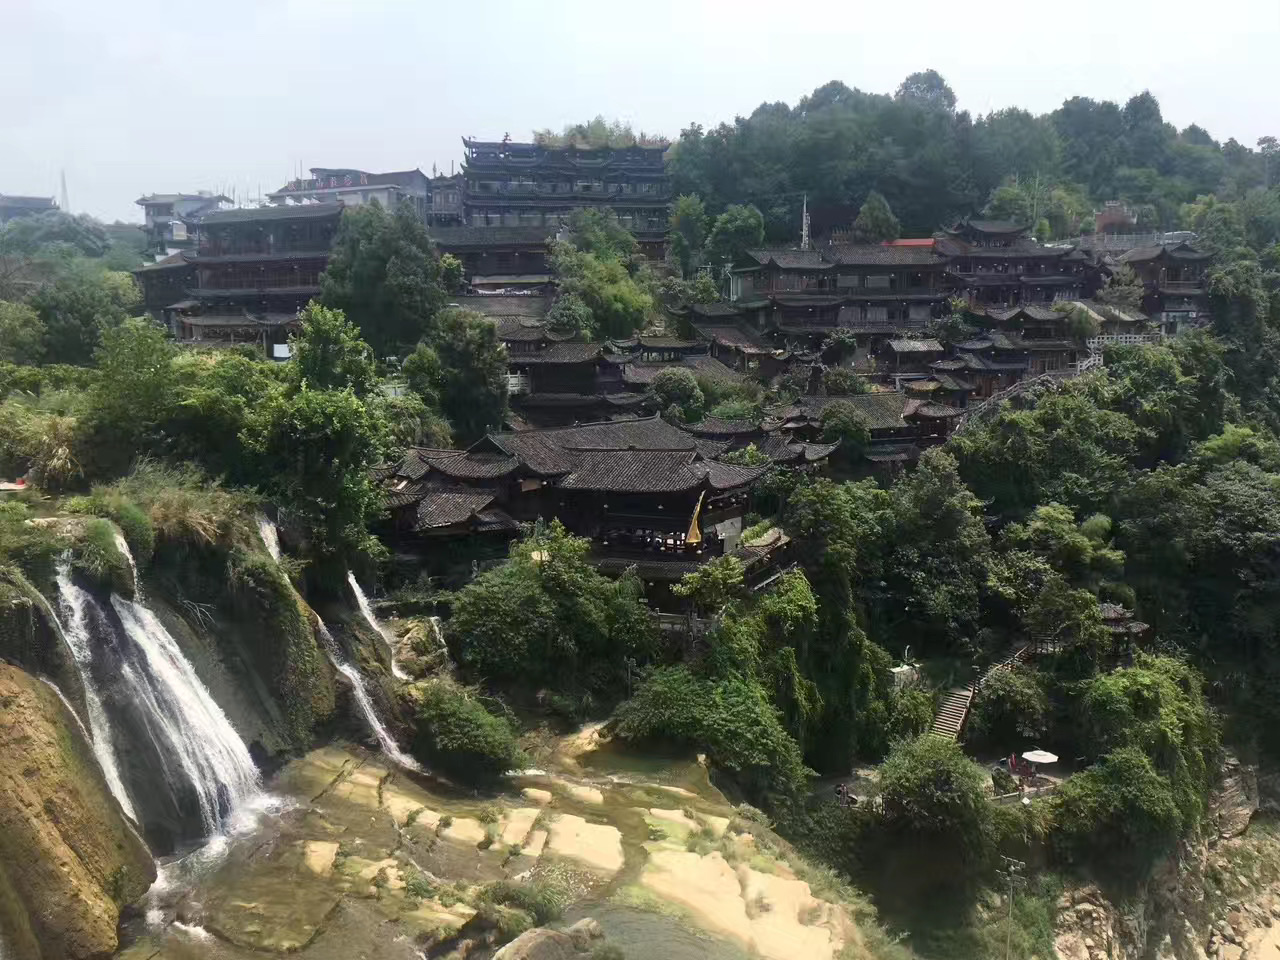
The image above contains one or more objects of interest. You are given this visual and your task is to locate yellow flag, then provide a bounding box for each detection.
[686,490,706,544]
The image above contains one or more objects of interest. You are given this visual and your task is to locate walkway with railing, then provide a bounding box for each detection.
[929,645,1031,740]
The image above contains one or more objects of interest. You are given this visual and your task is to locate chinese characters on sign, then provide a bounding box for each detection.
[286,173,370,191]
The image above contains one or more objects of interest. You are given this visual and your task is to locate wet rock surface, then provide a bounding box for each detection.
[118,735,857,959]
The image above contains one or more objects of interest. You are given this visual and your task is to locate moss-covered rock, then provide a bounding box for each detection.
[0,564,85,716]
[0,663,155,959]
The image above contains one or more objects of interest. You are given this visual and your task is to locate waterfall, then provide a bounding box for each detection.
[109,596,260,835]
[315,620,421,772]
[347,571,410,680]
[112,528,138,594]
[256,513,281,563]
[53,561,137,822]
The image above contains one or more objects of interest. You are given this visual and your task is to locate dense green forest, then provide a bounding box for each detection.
[666,71,1280,245]
[3,73,1280,960]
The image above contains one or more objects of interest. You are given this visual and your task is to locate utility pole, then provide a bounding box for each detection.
[800,193,810,250]
[1000,855,1026,960]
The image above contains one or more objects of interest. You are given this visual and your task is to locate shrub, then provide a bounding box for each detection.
[878,735,992,855]
[651,367,704,422]
[69,517,134,596]
[967,668,1048,749]
[822,367,870,396]
[410,679,526,782]
[478,877,569,925]
[1052,746,1183,883]
[609,665,811,804]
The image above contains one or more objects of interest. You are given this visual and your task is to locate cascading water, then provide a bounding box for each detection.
[112,528,138,592]
[315,620,421,771]
[347,571,410,680]
[256,513,281,563]
[51,561,137,821]
[110,595,261,835]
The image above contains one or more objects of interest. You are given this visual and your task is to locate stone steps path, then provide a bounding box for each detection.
[929,645,1032,740]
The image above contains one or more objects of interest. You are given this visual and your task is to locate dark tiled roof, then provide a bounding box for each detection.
[932,372,976,392]
[744,248,831,269]
[187,250,331,265]
[692,323,773,353]
[1119,242,1210,263]
[677,416,761,438]
[865,442,921,463]
[904,399,963,419]
[887,338,944,352]
[454,295,551,319]
[952,219,1028,235]
[510,342,603,364]
[399,448,520,480]
[752,435,837,464]
[773,392,909,431]
[621,354,744,387]
[700,459,771,491]
[416,487,497,529]
[429,225,554,248]
[638,336,703,349]
[559,450,706,493]
[473,507,520,533]
[488,415,694,475]
[134,251,191,272]
[937,352,1028,373]
[827,244,948,266]
[688,302,744,318]
[196,202,344,224]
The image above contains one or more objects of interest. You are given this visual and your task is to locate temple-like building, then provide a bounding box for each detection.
[378,415,804,599]
[455,137,671,261]
[936,219,1088,308]
[1115,241,1210,332]
[138,203,344,354]
[0,194,56,224]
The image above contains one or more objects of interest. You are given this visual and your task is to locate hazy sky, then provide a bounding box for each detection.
[3,0,1277,223]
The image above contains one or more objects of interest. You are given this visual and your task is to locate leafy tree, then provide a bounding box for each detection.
[409,679,526,782]
[669,194,708,278]
[447,521,656,695]
[243,383,384,569]
[320,201,448,356]
[822,367,870,396]
[369,390,451,454]
[999,503,1124,588]
[983,184,1032,224]
[1096,265,1146,312]
[609,665,811,805]
[79,318,176,477]
[426,308,509,443]
[28,263,140,364]
[705,204,765,267]
[550,241,654,339]
[1052,747,1183,883]
[546,293,596,338]
[895,69,957,113]
[851,191,901,243]
[0,301,44,365]
[651,367,704,422]
[673,555,746,616]
[967,668,1048,749]
[290,301,377,396]
[562,208,636,263]
[820,400,871,464]
[882,449,992,652]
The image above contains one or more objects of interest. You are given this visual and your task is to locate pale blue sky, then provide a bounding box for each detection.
[3,0,1277,223]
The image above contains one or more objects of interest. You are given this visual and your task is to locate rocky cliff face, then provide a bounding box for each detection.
[1055,754,1280,960]
[0,662,155,960]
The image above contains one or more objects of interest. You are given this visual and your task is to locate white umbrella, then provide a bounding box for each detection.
[1022,749,1058,764]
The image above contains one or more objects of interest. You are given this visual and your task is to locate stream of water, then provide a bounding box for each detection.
[52,559,138,821]
[315,620,422,772]
[256,513,282,563]
[347,571,410,680]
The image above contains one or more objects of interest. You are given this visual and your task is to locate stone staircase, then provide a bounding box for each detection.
[929,645,1032,740]
[929,685,975,739]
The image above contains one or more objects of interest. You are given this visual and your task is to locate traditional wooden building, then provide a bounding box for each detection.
[379,416,779,593]
[1116,241,1210,332]
[458,137,671,260]
[0,194,56,224]
[161,202,344,353]
[429,225,555,291]
[936,220,1086,308]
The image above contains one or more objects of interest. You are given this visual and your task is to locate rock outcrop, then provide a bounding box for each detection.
[0,663,154,959]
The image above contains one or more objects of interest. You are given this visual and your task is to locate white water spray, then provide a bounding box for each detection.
[256,514,281,563]
[348,572,410,680]
[112,529,138,594]
[52,561,137,821]
[110,595,260,834]
[315,620,421,772]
